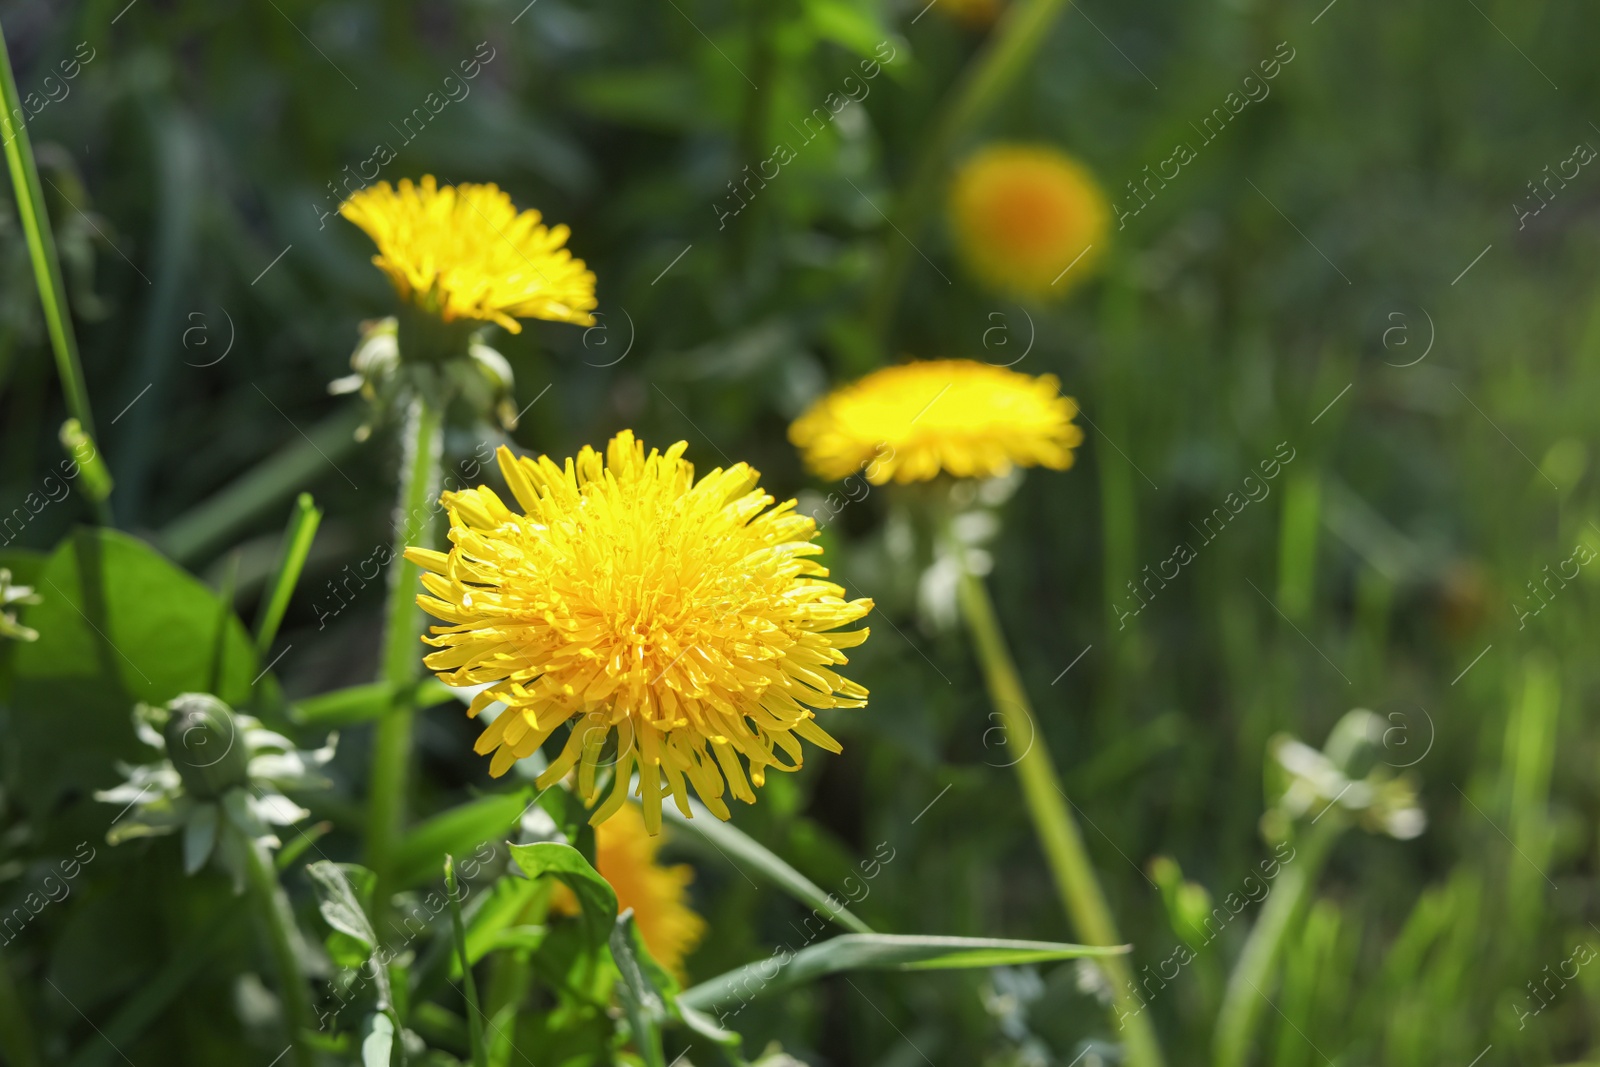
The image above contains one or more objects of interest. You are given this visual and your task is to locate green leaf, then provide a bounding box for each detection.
[507,842,617,950]
[393,788,534,891]
[678,1002,742,1049]
[458,879,542,974]
[8,528,257,816]
[360,1012,395,1067]
[609,912,666,1067]
[678,934,1127,1011]
[291,677,454,727]
[306,861,378,951]
[663,799,873,934]
[802,0,893,60]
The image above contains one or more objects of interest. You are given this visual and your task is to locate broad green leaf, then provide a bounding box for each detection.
[610,912,665,1067]
[678,934,1127,1011]
[664,799,872,934]
[507,842,617,950]
[306,861,378,950]
[8,529,256,815]
[460,878,543,974]
[393,788,534,891]
[475,925,546,957]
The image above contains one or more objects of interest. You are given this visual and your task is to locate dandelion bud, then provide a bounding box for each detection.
[164,693,250,799]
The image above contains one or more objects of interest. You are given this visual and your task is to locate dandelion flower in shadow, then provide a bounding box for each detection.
[551,803,705,978]
[340,175,597,331]
[406,430,873,834]
[789,359,1083,485]
[948,144,1109,299]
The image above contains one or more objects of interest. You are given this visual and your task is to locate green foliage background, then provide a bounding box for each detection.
[1,0,1598,1063]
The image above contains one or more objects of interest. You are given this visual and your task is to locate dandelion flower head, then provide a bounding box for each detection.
[948,144,1109,298]
[789,359,1083,484]
[407,431,873,833]
[341,175,597,331]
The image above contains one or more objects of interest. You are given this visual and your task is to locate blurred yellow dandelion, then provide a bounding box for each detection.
[341,175,597,331]
[407,430,873,833]
[948,144,1109,299]
[552,803,706,978]
[789,359,1082,484]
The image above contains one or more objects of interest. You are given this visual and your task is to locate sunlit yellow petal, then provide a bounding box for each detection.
[341,175,597,330]
[412,431,873,830]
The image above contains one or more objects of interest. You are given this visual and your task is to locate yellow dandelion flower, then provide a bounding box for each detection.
[552,804,706,979]
[406,431,873,833]
[948,144,1109,299]
[340,175,597,331]
[789,359,1083,484]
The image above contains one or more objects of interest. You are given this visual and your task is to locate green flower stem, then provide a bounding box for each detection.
[367,394,444,937]
[1212,818,1341,1067]
[861,0,1077,357]
[446,856,490,1067]
[239,832,316,1067]
[954,561,1165,1067]
[0,17,110,524]
[0,946,42,1067]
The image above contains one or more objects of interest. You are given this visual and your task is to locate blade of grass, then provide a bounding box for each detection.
[0,18,108,523]
[156,405,364,565]
[663,798,874,934]
[678,933,1127,1011]
[447,856,490,1067]
[206,551,240,693]
[1212,819,1341,1067]
[954,555,1165,1067]
[254,492,323,656]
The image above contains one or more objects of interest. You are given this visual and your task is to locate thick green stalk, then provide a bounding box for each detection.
[0,18,109,523]
[367,395,444,936]
[954,563,1165,1067]
[240,833,316,1067]
[1211,820,1341,1067]
[861,0,1077,354]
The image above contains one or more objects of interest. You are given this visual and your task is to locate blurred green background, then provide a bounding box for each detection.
[2,0,1599,1063]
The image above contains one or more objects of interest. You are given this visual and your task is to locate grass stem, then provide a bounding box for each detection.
[954,559,1165,1067]
[862,0,1077,356]
[0,18,109,523]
